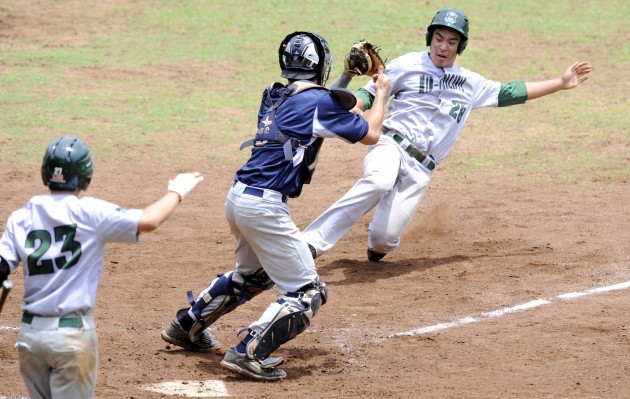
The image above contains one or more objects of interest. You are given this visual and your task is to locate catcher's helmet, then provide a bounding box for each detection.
[41,136,93,191]
[279,31,332,86]
[425,8,469,55]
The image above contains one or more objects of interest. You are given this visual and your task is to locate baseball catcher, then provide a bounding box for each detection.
[160,31,391,382]
[343,39,386,77]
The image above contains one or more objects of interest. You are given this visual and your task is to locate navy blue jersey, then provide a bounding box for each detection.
[235,84,368,198]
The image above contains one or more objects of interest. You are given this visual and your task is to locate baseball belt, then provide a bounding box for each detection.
[233,181,288,203]
[22,312,83,328]
[392,134,436,171]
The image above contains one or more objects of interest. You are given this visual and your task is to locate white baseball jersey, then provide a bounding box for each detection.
[0,194,142,316]
[304,51,528,257]
[362,51,502,163]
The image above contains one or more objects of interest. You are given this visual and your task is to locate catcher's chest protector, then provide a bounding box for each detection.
[239,81,327,184]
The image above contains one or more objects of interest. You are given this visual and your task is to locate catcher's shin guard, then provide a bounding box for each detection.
[245,280,328,361]
[183,268,274,342]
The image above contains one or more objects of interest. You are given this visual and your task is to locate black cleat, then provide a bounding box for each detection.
[367,248,386,262]
[220,347,286,381]
[161,319,221,352]
[308,243,317,259]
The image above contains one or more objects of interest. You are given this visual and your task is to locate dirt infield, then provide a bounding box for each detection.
[1,2,629,398]
[1,140,629,398]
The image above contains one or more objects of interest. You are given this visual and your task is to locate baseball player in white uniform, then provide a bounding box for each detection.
[0,136,203,399]
[303,7,592,262]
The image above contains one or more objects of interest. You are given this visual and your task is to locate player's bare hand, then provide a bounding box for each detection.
[372,65,391,93]
[168,172,204,201]
[562,61,592,89]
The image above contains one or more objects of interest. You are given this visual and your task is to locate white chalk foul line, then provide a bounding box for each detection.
[481,299,552,318]
[390,280,630,339]
[557,280,630,299]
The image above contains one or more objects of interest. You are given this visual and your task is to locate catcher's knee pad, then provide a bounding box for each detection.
[184,268,274,340]
[246,279,328,360]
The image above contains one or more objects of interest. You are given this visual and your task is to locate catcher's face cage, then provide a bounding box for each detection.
[425,8,469,55]
[279,31,332,86]
[41,136,93,191]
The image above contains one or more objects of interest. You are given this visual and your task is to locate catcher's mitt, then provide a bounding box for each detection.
[343,39,386,77]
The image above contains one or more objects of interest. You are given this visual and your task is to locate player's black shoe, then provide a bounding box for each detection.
[367,248,386,262]
[161,319,221,352]
[220,347,286,381]
[308,243,318,259]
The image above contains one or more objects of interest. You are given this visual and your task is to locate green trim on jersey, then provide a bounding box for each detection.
[498,80,527,107]
[356,88,374,110]
[359,79,527,109]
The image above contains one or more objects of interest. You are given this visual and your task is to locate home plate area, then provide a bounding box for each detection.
[142,380,228,397]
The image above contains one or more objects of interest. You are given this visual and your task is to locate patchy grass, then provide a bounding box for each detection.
[0,0,627,184]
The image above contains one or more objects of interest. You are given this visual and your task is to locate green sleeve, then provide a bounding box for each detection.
[497,80,528,107]
[356,88,375,110]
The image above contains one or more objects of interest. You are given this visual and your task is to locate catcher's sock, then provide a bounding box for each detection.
[235,330,255,354]
[178,295,211,331]
[177,312,195,331]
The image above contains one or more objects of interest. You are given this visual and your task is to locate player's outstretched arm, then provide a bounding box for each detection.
[525,61,592,101]
[137,172,203,233]
[359,66,391,145]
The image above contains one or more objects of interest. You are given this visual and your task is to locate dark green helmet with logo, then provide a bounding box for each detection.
[425,8,469,55]
[41,136,93,191]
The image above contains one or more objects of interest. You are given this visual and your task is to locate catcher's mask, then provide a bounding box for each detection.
[41,136,93,191]
[425,8,469,55]
[279,31,332,86]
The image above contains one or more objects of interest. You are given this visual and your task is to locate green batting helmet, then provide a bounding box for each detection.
[41,136,93,191]
[425,8,469,55]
